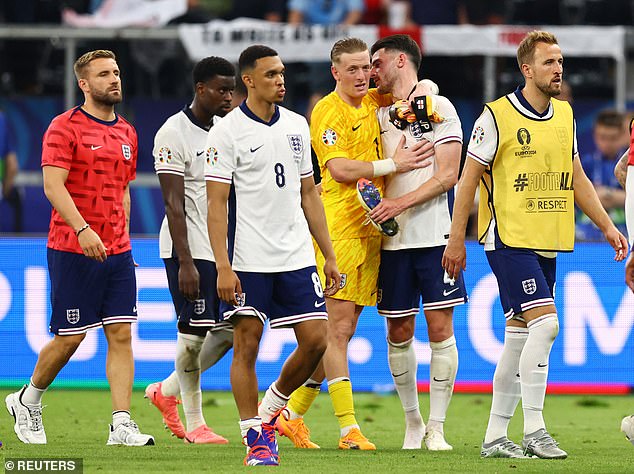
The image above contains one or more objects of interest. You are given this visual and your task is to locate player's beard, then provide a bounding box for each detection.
[375,71,396,95]
[92,89,123,106]
[536,79,561,98]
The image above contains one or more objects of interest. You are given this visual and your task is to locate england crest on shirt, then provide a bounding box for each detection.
[122,144,132,160]
[287,135,303,154]
[410,121,424,140]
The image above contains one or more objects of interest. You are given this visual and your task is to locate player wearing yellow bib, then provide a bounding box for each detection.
[443,30,627,459]
[275,37,433,450]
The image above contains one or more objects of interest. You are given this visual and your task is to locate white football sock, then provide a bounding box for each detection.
[240,417,262,439]
[428,336,458,432]
[484,327,528,443]
[259,381,290,424]
[112,410,131,428]
[22,379,47,406]
[200,329,233,372]
[175,333,206,431]
[520,313,559,436]
[340,424,360,437]
[160,372,180,398]
[160,329,232,399]
[182,390,204,432]
[388,338,422,420]
[405,407,425,428]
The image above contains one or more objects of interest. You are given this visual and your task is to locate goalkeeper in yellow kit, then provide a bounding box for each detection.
[275,37,434,450]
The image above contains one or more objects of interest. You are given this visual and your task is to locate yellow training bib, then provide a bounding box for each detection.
[478,97,575,251]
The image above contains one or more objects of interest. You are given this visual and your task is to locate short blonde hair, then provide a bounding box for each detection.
[516,31,558,69]
[73,50,116,80]
[330,38,368,65]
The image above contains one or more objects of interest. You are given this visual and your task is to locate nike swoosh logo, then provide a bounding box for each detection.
[443,288,460,297]
[352,124,361,131]
[91,145,102,150]
[314,301,325,308]
[184,368,200,373]
[250,145,264,153]
[392,371,408,377]
[537,363,548,368]
[433,377,449,382]
[196,150,204,156]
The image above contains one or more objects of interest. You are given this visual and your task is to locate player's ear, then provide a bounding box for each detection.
[330,64,339,82]
[521,62,532,80]
[241,73,254,89]
[77,78,89,94]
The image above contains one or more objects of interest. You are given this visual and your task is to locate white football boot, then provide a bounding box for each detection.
[621,415,634,446]
[424,428,453,451]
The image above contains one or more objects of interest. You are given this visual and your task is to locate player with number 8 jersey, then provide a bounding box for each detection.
[204,45,340,466]
[205,99,315,272]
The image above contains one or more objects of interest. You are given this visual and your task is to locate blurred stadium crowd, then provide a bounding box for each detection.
[2,0,633,97]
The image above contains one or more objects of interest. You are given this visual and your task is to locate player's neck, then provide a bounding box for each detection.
[190,100,213,128]
[334,84,363,108]
[81,100,116,122]
[393,74,419,101]
[245,97,276,122]
[520,83,550,114]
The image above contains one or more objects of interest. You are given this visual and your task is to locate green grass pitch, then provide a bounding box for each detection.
[2,390,634,472]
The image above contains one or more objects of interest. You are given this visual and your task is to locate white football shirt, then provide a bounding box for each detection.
[153,107,219,261]
[204,103,315,272]
[467,89,578,253]
[377,95,463,250]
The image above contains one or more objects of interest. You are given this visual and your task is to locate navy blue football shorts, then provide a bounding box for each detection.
[377,246,467,318]
[485,247,556,321]
[47,248,137,335]
[163,258,229,332]
[220,266,328,329]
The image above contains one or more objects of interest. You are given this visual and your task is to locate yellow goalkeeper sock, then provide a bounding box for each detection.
[287,384,321,418]
[328,379,357,430]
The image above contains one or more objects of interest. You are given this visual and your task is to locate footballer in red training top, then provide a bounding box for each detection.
[5,50,154,448]
[41,107,137,254]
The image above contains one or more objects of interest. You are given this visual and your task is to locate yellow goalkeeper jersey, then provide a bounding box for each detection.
[310,89,392,240]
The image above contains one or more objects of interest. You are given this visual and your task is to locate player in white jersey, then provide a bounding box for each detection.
[205,45,340,467]
[368,35,466,451]
[146,57,235,445]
